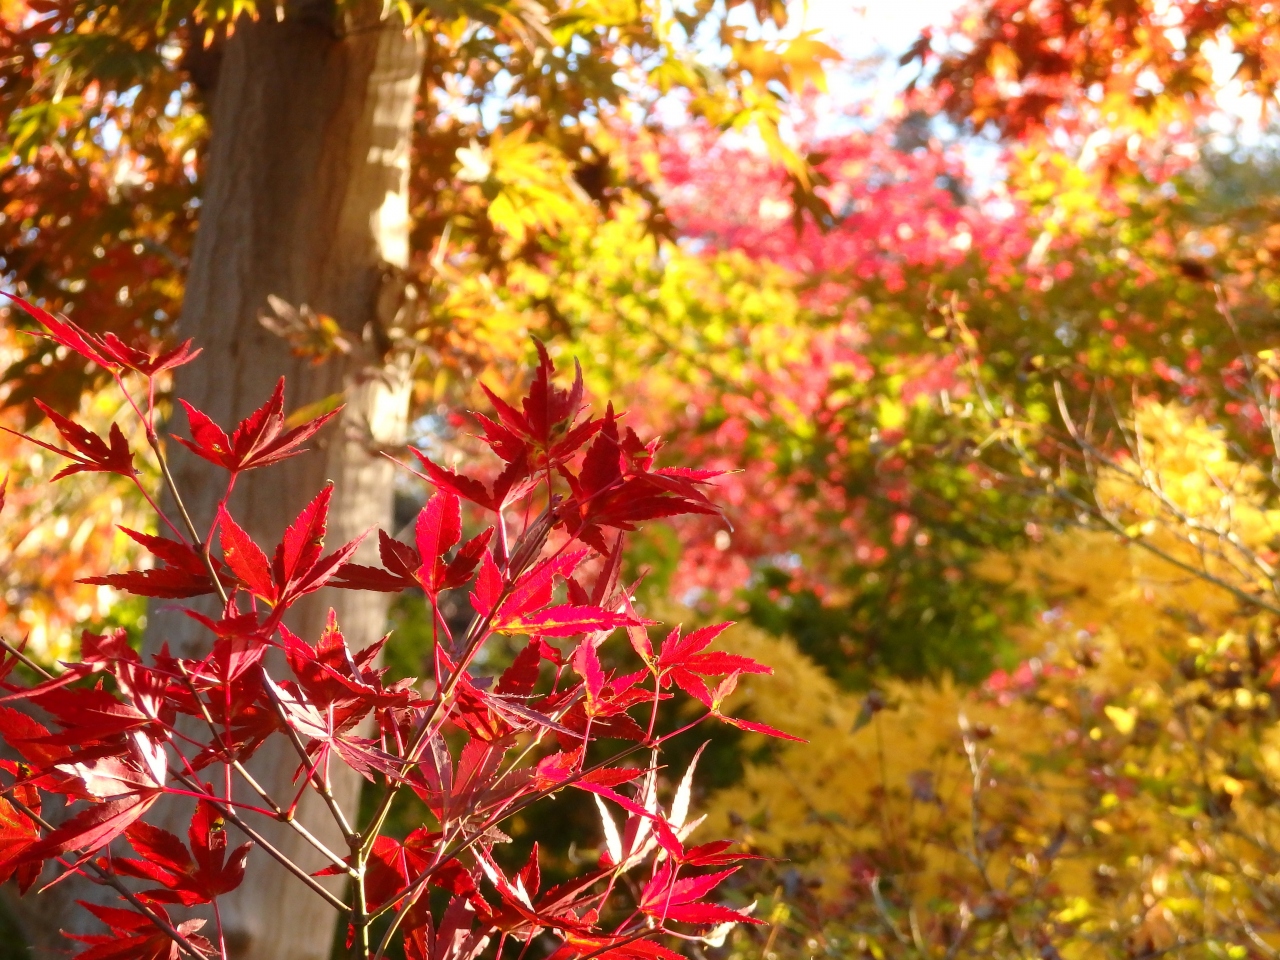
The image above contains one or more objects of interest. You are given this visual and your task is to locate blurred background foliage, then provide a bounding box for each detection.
[12,0,1280,956]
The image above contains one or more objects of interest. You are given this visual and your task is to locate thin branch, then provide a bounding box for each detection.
[1237,907,1279,959]
[143,429,230,606]
[176,662,352,872]
[0,635,54,679]
[1052,381,1280,616]
[869,875,912,948]
[171,772,350,913]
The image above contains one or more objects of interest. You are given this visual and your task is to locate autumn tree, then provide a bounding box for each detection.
[372,5,1280,955]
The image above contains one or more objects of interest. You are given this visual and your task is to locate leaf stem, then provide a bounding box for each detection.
[144,426,230,606]
[258,665,360,845]
[0,635,54,679]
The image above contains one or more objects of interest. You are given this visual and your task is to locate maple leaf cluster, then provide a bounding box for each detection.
[0,298,792,960]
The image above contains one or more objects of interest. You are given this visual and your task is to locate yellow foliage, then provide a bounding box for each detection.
[0,330,150,661]
[457,126,595,251]
[708,404,1280,958]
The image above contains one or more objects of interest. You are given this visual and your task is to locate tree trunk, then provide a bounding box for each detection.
[9,8,425,960]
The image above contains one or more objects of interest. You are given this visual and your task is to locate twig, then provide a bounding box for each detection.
[1236,907,1279,959]
[176,662,352,872]
[869,875,911,948]
[958,714,995,892]
[759,885,784,959]
[1052,381,1280,616]
[171,772,349,913]
[143,431,230,607]
[0,636,54,679]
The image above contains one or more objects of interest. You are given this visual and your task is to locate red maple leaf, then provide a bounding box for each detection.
[408,448,539,512]
[80,528,228,599]
[638,860,762,926]
[282,610,414,727]
[4,400,136,480]
[174,378,341,474]
[217,484,364,609]
[0,794,40,892]
[473,342,602,471]
[485,550,586,627]
[650,623,770,702]
[115,801,251,906]
[64,901,215,960]
[331,520,494,597]
[557,408,721,552]
[4,294,200,377]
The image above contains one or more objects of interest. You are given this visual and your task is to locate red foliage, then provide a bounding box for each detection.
[0,298,784,960]
[643,125,1032,606]
[659,125,1029,297]
[908,0,1280,141]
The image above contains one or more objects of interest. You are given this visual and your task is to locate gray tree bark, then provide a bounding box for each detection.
[8,7,425,960]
